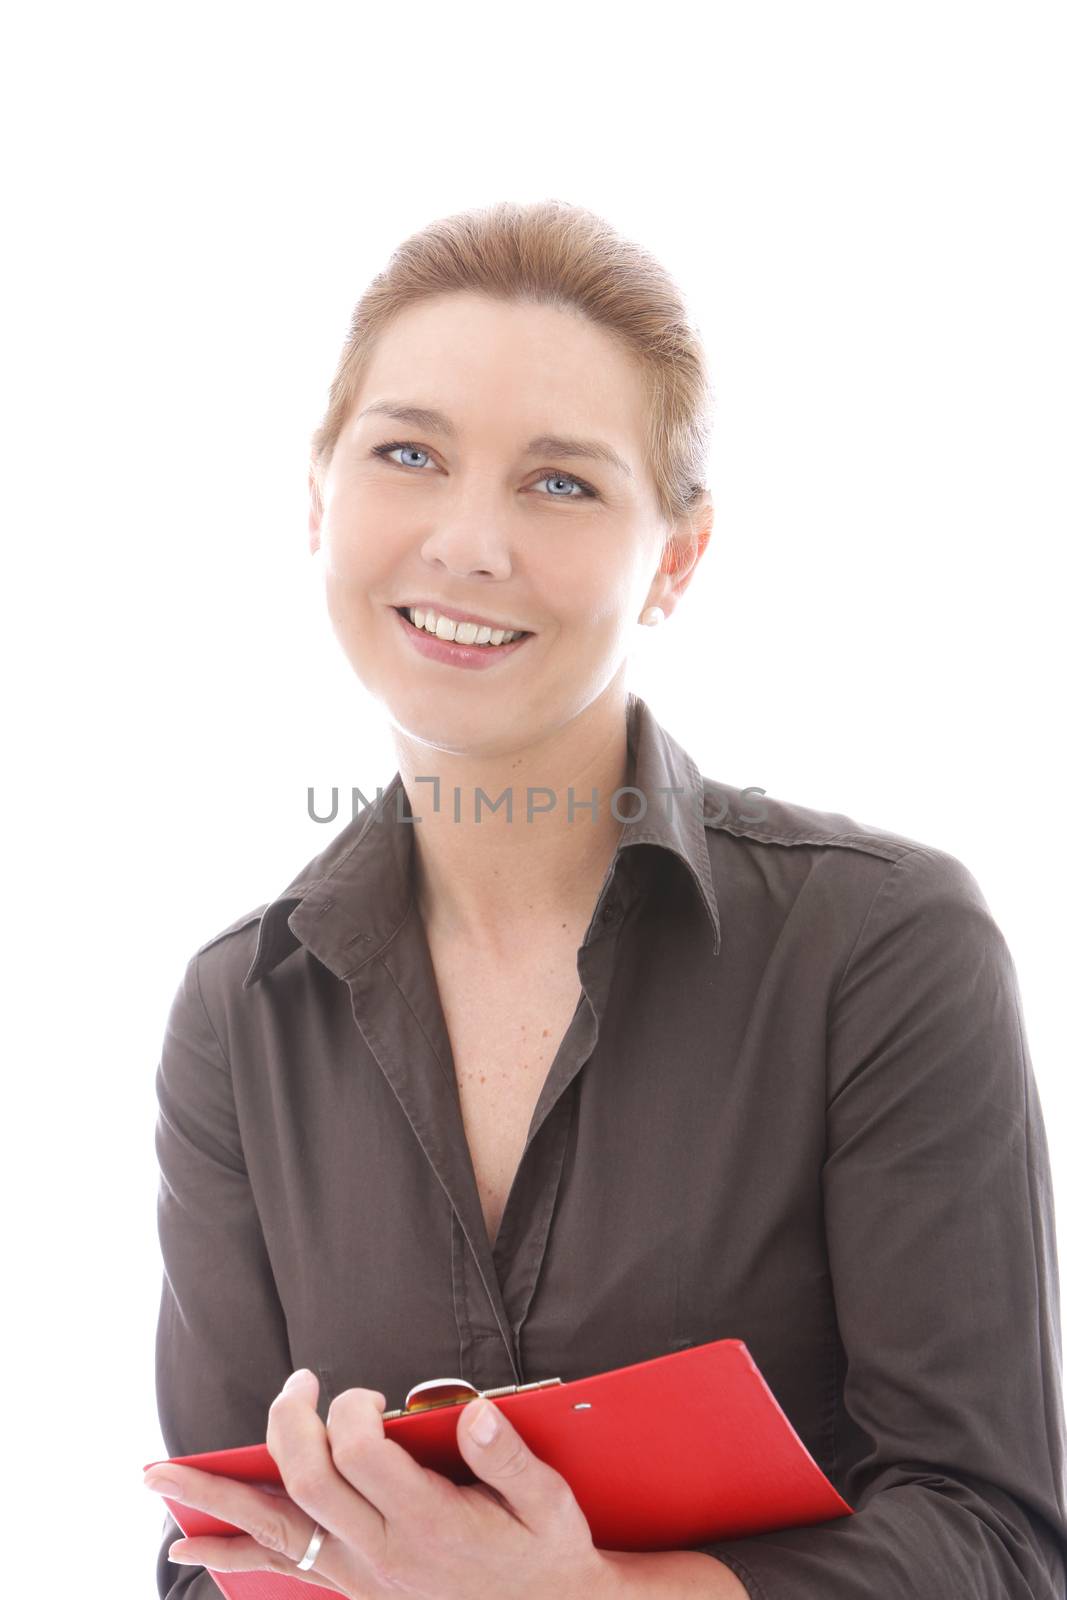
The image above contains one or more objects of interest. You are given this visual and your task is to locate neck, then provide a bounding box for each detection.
[392,681,635,958]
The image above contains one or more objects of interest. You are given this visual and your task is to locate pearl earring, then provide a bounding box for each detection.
[640,606,665,627]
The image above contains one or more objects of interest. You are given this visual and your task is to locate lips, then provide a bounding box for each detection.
[394,605,532,636]
[392,604,533,668]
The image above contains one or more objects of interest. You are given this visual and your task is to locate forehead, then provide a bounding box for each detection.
[352,294,649,456]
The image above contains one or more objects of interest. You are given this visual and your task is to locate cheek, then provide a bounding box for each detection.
[578,599,634,641]
[321,512,370,582]
[321,570,348,637]
[319,551,376,663]
[319,521,393,629]
[321,483,403,571]
[555,546,641,628]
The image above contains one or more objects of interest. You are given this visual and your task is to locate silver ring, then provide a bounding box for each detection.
[296,1521,326,1571]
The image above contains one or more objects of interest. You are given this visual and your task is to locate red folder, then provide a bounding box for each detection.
[146,1337,853,1600]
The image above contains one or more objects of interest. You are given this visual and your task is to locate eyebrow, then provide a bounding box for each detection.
[355,401,634,479]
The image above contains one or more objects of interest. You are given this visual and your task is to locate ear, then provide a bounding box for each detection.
[309,465,324,555]
[650,495,714,617]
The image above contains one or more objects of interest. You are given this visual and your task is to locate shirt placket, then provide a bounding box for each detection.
[452,894,631,1392]
[300,860,634,1400]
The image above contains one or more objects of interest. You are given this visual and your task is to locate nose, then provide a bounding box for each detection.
[419,510,515,582]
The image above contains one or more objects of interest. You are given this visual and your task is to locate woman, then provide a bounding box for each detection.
[147,200,1067,1599]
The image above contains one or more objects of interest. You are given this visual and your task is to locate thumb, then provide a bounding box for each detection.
[457,1397,558,1507]
[458,1397,509,1459]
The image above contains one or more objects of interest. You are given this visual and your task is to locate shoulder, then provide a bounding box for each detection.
[184,901,273,1020]
[193,903,271,959]
[700,774,927,863]
[698,774,993,936]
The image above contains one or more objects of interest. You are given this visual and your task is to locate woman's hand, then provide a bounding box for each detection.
[144,1368,613,1599]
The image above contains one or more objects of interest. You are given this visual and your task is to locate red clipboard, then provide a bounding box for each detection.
[146,1337,853,1599]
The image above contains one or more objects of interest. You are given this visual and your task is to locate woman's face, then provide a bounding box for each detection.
[310,291,684,757]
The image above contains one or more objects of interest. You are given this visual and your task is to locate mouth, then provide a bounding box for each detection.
[392,606,533,647]
[390,605,534,667]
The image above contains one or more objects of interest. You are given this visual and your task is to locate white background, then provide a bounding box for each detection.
[3,1,1063,1588]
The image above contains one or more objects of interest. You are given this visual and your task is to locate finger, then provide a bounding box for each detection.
[267,1373,395,1574]
[166,1531,348,1592]
[324,1385,438,1524]
[145,1459,306,1536]
[146,1463,342,1582]
[455,1397,584,1535]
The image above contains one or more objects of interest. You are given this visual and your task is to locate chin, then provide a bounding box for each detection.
[385,696,530,758]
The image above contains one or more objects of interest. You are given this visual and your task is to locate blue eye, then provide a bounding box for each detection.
[371,441,599,501]
[531,471,594,499]
[374,443,432,470]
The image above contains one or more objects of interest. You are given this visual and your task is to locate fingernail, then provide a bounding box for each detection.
[283,1368,313,1393]
[469,1399,500,1445]
[169,1542,191,1562]
[144,1472,180,1495]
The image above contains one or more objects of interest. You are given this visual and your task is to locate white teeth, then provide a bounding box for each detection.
[408,607,521,646]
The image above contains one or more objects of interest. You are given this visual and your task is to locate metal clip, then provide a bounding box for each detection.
[381,1374,562,1422]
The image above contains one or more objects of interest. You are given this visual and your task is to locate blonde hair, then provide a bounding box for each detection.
[310,198,714,539]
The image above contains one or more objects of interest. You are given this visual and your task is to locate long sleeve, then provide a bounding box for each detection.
[698,846,1067,1599]
[152,950,295,1600]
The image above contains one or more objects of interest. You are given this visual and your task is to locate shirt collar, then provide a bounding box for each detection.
[242,691,721,989]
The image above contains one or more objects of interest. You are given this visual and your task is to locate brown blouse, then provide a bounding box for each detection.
[153,691,1067,1598]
